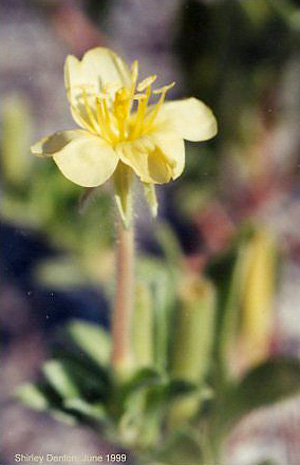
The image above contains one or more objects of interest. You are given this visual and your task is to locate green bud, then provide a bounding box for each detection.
[169,277,216,428]
[171,277,216,383]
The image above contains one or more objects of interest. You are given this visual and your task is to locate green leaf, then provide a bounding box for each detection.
[16,382,76,426]
[16,383,49,411]
[153,429,203,465]
[166,380,198,399]
[121,368,162,400]
[166,380,213,402]
[119,382,167,450]
[66,320,111,366]
[166,381,213,431]
[52,348,110,384]
[64,398,107,422]
[16,381,64,411]
[223,357,300,427]
[118,369,165,445]
[50,409,77,426]
[43,355,109,403]
[43,360,80,399]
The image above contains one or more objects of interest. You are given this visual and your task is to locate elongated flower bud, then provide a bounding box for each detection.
[169,276,216,427]
[238,230,277,373]
[171,277,216,382]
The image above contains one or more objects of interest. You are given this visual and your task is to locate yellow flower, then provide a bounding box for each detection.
[31,47,217,223]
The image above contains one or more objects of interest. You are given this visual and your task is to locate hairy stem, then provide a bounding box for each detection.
[111,217,135,373]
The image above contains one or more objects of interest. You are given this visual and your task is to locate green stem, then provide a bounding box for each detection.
[111,216,135,374]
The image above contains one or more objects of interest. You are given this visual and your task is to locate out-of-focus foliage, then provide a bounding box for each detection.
[208,227,278,376]
[1,94,115,287]
[173,0,300,223]
[17,228,300,465]
[2,95,33,186]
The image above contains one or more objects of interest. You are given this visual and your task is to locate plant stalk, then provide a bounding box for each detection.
[111,217,135,374]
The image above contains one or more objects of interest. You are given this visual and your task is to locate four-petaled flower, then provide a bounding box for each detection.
[31,47,217,224]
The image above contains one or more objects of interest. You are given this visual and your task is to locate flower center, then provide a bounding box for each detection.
[74,61,175,145]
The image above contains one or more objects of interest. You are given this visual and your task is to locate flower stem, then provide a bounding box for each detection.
[111,215,135,374]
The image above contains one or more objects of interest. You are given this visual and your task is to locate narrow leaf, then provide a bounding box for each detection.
[66,319,111,366]
[43,360,80,399]
[16,383,49,411]
[223,358,300,427]
[64,398,107,421]
[121,368,162,400]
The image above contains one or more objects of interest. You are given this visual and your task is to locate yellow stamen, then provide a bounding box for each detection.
[131,60,139,92]
[81,88,99,132]
[146,81,176,129]
[71,104,95,133]
[133,94,147,101]
[95,98,109,139]
[128,60,139,113]
[102,97,111,125]
[102,82,122,96]
[153,81,176,95]
[96,97,117,143]
[137,75,157,92]
[114,88,131,140]
[130,95,148,139]
[114,88,131,119]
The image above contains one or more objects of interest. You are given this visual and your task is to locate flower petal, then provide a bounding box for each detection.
[151,129,185,180]
[31,130,119,187]
[158,98,218,142]
[64,47,131,106]
[116,130,185,184]
[31,130,84,156]
[116,136,155,183]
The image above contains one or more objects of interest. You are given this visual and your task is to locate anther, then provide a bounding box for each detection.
[133,94,147,101]
[144,82,176,130]
[153,81,176,94]
[137,75,157,92]
[131,60,139,85]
